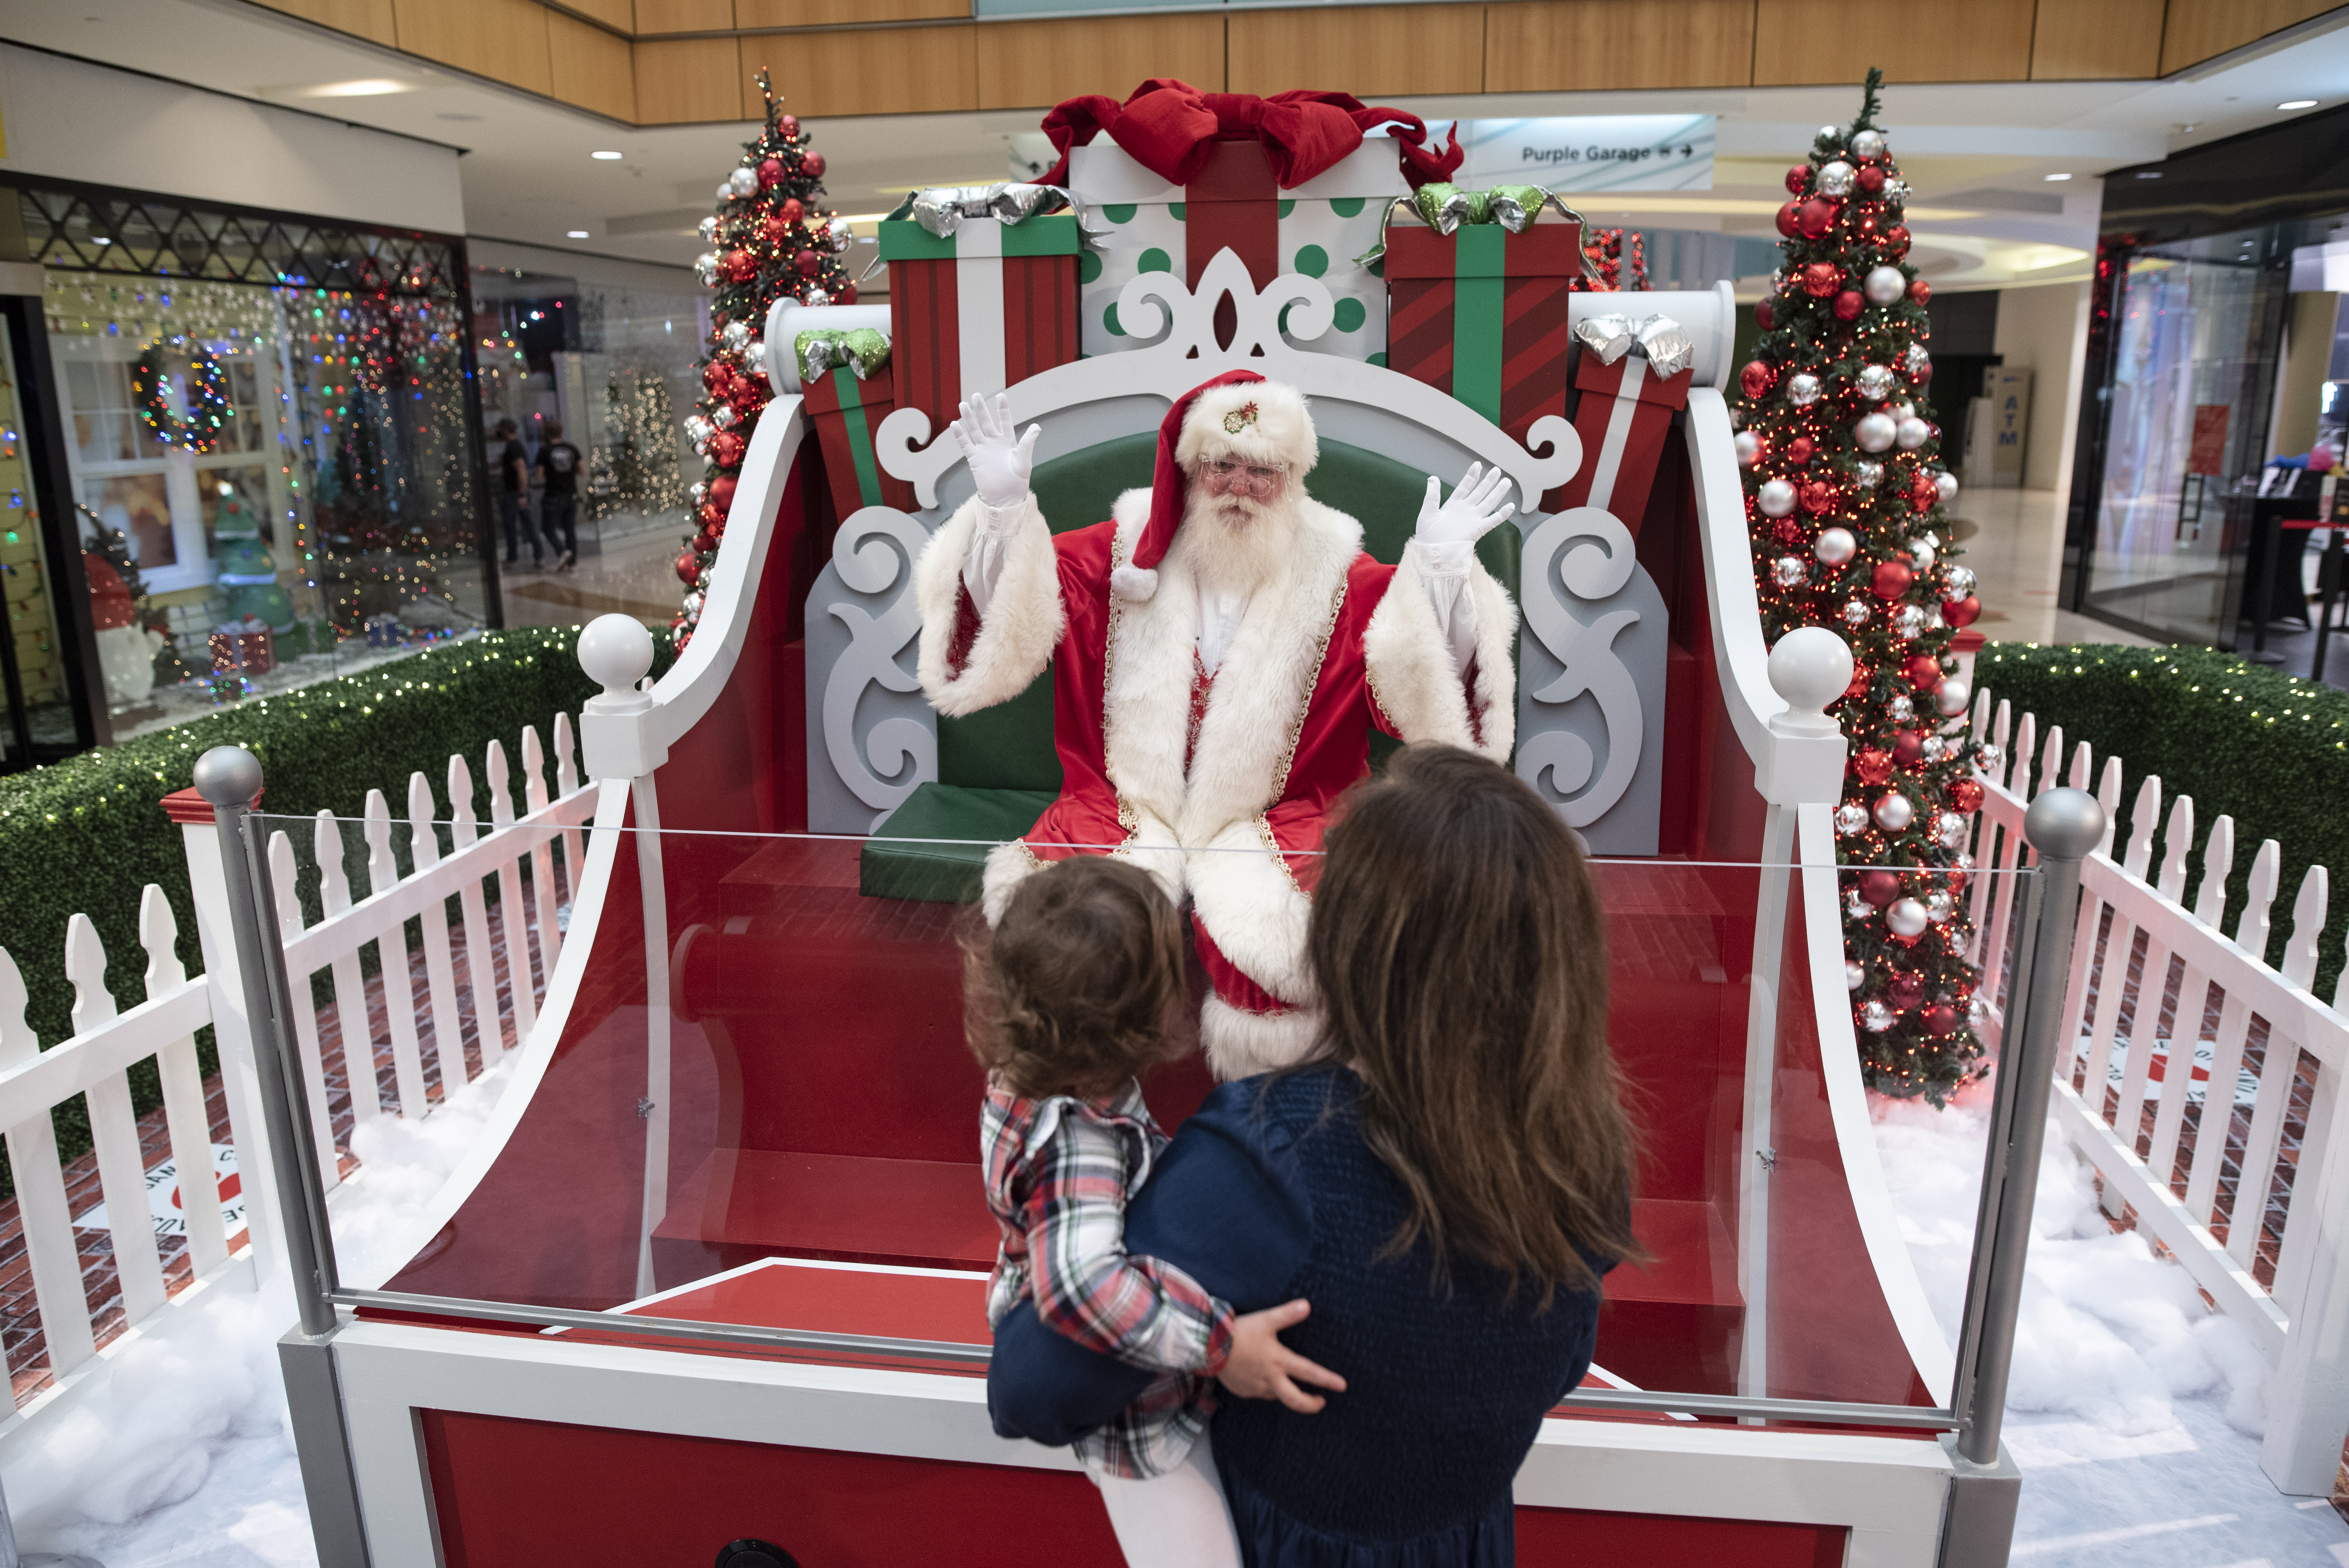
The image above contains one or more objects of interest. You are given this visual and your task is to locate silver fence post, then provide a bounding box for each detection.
[192,747,371,1567]
[1938,786,2105,1568]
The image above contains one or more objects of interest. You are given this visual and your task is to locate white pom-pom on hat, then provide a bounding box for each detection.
[1110,564,1160,602]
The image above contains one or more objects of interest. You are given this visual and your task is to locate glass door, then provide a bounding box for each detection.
[0,291,101,770]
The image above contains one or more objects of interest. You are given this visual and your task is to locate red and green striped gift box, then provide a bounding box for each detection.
[802,361,918,519]
[881,212,1082,434]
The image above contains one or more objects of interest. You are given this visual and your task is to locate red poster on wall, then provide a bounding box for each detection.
[2189,404,2230,476]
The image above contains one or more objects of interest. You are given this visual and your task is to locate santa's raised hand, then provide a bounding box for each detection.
[949,392,1041,521]
[1414,462,1517,557]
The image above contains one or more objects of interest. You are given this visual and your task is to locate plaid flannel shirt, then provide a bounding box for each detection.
[983,1078,1235,1479]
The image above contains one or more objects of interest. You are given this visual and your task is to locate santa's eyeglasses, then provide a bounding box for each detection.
[1200,459,1287,496]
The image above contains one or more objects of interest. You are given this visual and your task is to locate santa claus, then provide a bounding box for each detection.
[914,370,1518,1076]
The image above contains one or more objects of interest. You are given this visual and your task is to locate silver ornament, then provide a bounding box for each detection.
[1943,565,1977,599]
[1939,812,1969,849]
[711,403,738,429]
[1926,889,1955,922]
[715,180,736,202]
[1888,693,1914,723]
[1846,959,1866,991]
[1862,998,1896,1033]
[683,414,713,442]
[1815,526,1857,565]
[1817,160,1856,198]
[802,287,831,308]
[1921,734,1946,762]
[744,341,766,374]
[1975,743,2002,774]
[1934,677,1971,717]
[1836,802,1869,837]
[1885,896,1930,937]
[682,590,706,616]
[1757,477,1798,517]
[723,322,752,353]
[1856,364,1896,401]
[1735,430,1761,467]
[1857,461,1885,490]
[1875,793,1916,832]
[1786,372,1823,406]
[728,166,760,198]
[1896,417,1932,451]
[1906,343,1932,379]
[694,251,721,285]
[1894,604,1930,639]
[697,216,719,242]
[1851,129,1887,161]
[1935,470,1960,503]
[1968,995,1989,1027]
[1773,554,1810,588]
[1864,265,1907,305]
[824,216,855,253]
[1848,889,1873,919]
[1911,539,1937,572]
[1817,125,1843,146]
[1855,413,1898,453]
[1893,401,1916,422]
[1841,597,1871,628]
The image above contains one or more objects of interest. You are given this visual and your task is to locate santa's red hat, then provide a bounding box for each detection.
[1111,371,1320,603]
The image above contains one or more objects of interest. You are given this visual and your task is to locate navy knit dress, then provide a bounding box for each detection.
[989,1066,1612,1568]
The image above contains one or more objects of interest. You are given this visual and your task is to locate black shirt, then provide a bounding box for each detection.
[498,440,528,494]
[536,441,583,496]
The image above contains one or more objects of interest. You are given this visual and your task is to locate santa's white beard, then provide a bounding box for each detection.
[1177,483,1300,598]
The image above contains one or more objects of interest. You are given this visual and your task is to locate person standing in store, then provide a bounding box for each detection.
[493,419,542,570]
[536,421,583,572]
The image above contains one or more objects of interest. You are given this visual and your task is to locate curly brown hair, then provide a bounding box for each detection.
[964,856,1188,1100]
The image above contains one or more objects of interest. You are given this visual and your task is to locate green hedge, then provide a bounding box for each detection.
[0,626,672,1193]
[1975,643,2349,1002]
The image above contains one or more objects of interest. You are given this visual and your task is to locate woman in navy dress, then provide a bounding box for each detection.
[991,743,1645,1566]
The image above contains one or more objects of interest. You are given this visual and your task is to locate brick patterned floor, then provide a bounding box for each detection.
[0,882,558,1405]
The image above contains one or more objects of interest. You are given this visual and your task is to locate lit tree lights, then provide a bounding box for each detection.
[672,69,854,653]
[1735,71,1990,1104]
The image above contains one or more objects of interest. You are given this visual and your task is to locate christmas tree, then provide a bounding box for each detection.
[1733,70,1991,1105]
[672,69,855,653]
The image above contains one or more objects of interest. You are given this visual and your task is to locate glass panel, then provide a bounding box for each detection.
[0,326,81,756]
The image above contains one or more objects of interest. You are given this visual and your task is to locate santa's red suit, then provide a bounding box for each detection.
[914,372,1516,1076]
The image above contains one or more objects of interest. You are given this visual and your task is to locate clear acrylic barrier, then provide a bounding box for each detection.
[246,807,2033,1424]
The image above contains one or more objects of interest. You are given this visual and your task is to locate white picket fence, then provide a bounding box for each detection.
[1966,689,2349,1492]
[0,716,594,1436]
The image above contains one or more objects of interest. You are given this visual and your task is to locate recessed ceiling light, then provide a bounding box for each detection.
[567,230,591,239]
[2135,171,2164,179]
[302,78,414,98]
[592,151,624,161]
[2279,100,2319,111]
[2044,172,2073,182]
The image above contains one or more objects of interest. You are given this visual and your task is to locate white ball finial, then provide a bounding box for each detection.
[1767,626,1854,737]
[578,614,654,703]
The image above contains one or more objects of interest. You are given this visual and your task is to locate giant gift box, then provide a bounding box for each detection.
[1383,214,1588,510]
[1069,139,1406,363]
[881,211,1082,433]
[802,360,919,518]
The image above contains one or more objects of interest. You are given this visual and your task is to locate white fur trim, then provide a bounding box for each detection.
[1362,541,1518,763]
[1187,817,1317,1006]
[979,838,1043,925]
[1200,994,1322,1080]
[977,811,1187,926]
[1110,564,1159,602]
[914,495,1064,718]
[1176,380,1317,476]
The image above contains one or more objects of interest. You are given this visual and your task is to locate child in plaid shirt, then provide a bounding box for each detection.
[971,856,1344,1568]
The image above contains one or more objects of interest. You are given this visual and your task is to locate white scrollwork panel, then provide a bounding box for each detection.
[1516,506,1667,845]
[820,507,936,825]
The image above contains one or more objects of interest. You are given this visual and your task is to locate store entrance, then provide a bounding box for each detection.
[0,287,104,772]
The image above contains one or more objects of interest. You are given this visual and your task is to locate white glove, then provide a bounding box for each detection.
[949,392,1040,525]
[1413,463,1516,570]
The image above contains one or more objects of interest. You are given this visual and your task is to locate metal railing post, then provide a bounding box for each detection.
[193,747,371,1567]
[1939,786,2105,1568]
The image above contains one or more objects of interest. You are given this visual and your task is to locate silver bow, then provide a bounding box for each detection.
[1572,313,1695,380]
[904,182,1096,239]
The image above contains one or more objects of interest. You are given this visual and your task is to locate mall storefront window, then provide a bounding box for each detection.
[0,178,494,767]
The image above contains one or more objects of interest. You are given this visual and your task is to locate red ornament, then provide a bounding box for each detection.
[1853,748,1895,786]
[1834,289,1863,321]
[1784,435,1815,466]
[1909,278,1932,304]
[836,281,857,305]
[1920,1003,1960,1036]
[1784,165,1811,195]
[1947,777,1985,813]
[1871,559,1914,600]
[710,431,745,467]
[1942,594,1982,628]
[710,475,737,511]
[762,214,789,246]
[1801,262,1842,298]
[1903,654,1942,690]
[802,151,825,178]
[791,248,820,277]
[1857,164,1886,194]
[1884,225,1912,259]
[1754,297,1775,331]
[779,114,800,139]
[758,157,784,188]
[1739,360,1777,399]
[1798,198,1838,239]
[675,550,700,586]
[697,501,723,528]
[722,248,757,283]
[1893,730,1927,768]
[694,528,717,553]
[1843,663,1871,702]
[1772,517,1806,547]
[702,360,733,394]
[1859,869,1902,907]
[1887,971,1928,1010]
[1909,472,1939,513]
[781,198,805,225]
[1799,479,1837,516]
[1775,200,1802,239]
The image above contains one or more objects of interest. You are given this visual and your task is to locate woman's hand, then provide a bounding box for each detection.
[1217,1299,1347,1414]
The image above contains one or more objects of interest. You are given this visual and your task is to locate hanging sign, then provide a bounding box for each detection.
[1453,116,1715,194]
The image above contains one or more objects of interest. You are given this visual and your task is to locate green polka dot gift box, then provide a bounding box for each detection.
[1067,139,1406,365]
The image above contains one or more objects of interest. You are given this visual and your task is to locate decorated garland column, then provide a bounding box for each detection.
[672,69,857,652]
[1734,71,1992,1104]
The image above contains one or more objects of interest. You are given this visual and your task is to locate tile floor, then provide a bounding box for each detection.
[1949,486,2163,652]
[497,525,688,632]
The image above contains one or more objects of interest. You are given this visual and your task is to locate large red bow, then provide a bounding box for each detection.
[1040,80,1462,191]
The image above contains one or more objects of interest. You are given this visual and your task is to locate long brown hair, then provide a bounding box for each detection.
[964,856,1188,1100]
[1306,744,1644,1302]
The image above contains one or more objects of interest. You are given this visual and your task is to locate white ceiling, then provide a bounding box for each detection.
[5,0,2349,292]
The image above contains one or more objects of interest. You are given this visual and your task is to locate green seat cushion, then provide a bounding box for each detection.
[859,782,1057,904]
